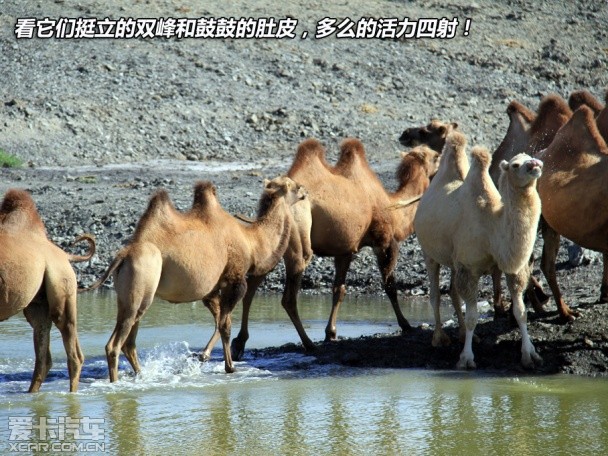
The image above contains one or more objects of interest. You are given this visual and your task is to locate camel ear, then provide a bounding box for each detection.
[263,179,270,188]
[499,160,509,171]
[437,126,446,135]
[400,151,408,158]
[451,122,458,129]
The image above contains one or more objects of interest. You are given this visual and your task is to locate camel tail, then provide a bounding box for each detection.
[234,213,254,224]
[387,194,422,210]
[68,233,96,263]
[79,250,127,293]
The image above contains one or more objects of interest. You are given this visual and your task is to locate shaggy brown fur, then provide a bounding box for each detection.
[0,189,95,392]
[597,99,608,141]
[415,131,543,369]
[87,178,301,381]
[537,106,608,320]
[399,119,458,152]
[568,90,604,115]
[319,138,440,342]
[230,137,439,355]
[526,94,572,154]
[488,101,536,183]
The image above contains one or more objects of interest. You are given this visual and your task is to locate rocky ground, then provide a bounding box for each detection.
[1,0,607,376]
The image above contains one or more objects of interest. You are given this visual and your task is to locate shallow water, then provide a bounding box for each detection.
[1,292,607,455]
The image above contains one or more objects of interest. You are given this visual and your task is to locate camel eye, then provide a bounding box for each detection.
[512,163,520,169]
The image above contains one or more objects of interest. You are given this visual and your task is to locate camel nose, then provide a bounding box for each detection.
[527,159,543,170]
[399,128,418,146]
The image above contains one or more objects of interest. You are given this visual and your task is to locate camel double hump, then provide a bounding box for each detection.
[229,137,440,358]
[0,189,95,392]
[537,101,608,321]
[489,91,607,321]
[414,131,544,369]
[86,177,304,381]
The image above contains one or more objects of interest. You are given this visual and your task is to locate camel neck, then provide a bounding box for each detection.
[248,197,291,276]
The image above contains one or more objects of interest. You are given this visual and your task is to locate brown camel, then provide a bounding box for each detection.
[537,104,608,321]
[490,91,603,173]
[86,178,303,381]
[220,176,313,361]
[415,131,544,369]
[399,119,458,151]
[230,177,313,360]
[487,94,574,315]
[231,138,439,357]
[490,92,607,321]
[323,138,440,341]
[0,189,95,392]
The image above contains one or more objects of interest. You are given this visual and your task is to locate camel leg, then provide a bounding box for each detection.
[454,266,480,370]
[600,253,608,303]
[106,302,139,383]
[490,266,506,317]
[200,291,221,362]
[51,295,84,393]
[424,254,450,347]
[540,219,579,322]
[121,321,141,374]
[231,275,265,361]
[448,270,466,343]
[23,300,53,393]
[525,254,550,314]
[280,268,315,351]
[219,279,247,374]
[106,249,161,382]
[375,240,412,332]
[325,254,353,342]
[506,268,543,368]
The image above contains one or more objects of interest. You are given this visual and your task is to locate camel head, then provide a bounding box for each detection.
[499,153,543,188]
[399,119,458,152]
[262,176,307,206]
[398,146,441,182]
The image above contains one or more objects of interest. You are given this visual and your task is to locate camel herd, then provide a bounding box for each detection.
[1,89,607,392]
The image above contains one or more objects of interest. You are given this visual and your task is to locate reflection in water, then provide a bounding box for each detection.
[1,292,608,454]
[280,384,305,454]
[106,393,143,456]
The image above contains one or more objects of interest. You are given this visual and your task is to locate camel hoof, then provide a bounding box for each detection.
[522,352,543,369]
[456,356,476,370]
[432,329,451,347]
[225,365,236,374]
[493,300,511,318]
[560,310,580,323]
[303,343,318,353]
[198,352,211,363]
[231,341,246,361]
[533,290,550,308]
[399,320,413,332]
[323,334,338,344]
